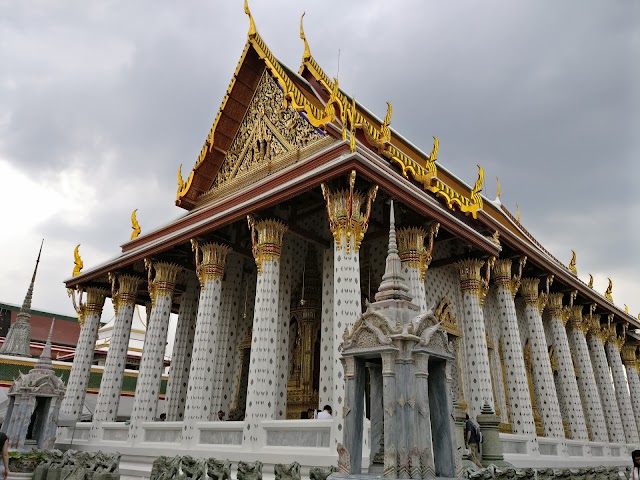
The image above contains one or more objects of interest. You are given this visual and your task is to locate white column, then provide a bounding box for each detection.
[605,330,639,444]
[91,275,142,436]
[566,306,609,442]
[129,261,182,442]
[222,265,255,416]
[318,247,334,408]
[622,345,640,439]
[165,273,199,421]
[521,278,564,439]
[587,314,625,444]
[60,287,108,419]
[275,238,297,419]
[321,179,377,447]
[456,259,494,419]
[544,293,588,441]
[181,243,231,443]
[243,218,288,444]
[209,254,243,416]
[397,226,438,312]
[491,260,536,436]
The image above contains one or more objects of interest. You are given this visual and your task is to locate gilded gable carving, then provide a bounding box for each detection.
[211,71,325,190]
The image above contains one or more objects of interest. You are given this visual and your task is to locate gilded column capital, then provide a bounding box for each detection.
[191,240,232,286]
[247,216,288,274]
[520,278,540,306]
[585,314,605,341]
[456,258,485,296]
[109,273,142,315]
[145,261,182,306]
[492,259,512,286]
[397,222,439,280]
[621,344,637,367]
[546,293,564,319]
[85,287,108,316]
[320,171,378,254]
[567,305,587,334]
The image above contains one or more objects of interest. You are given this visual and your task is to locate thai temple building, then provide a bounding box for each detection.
[58,4,640,476]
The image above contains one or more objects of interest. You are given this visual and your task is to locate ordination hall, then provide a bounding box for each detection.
[57,4,640,477]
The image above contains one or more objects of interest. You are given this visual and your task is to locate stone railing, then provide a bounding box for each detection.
[262,420,332,449]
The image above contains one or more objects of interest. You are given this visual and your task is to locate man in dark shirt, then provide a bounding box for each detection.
[464,414,482,468]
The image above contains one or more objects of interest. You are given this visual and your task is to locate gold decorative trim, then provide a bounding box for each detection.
[397,222,440,280]
[320,171,377,254]
[247,216,288,274]
[191,240,231,287]
[456,259,485,296]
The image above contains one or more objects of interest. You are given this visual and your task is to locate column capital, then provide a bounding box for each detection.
[109,273,142,315]
[546,293,564,319]
[247,217,288,274]
[567,305,587,334]
[520,278,540,305]
[320,172,378,254]
[191,241,232,286]
[146,260,182,306]
[397,223,439,280]
[456,258,484,295]
[622,344,637,367]
[493,257,527,299]
[585,314,605,341]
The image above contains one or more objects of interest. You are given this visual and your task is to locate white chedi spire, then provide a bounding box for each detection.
[34,318,55,371]
[374,200,412,302]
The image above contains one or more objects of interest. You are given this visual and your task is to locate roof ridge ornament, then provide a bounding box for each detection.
[604,278,613,302]
[495,176,501,203]
[469,164,484,209]
[568,250,577,275]
[244,0,257,38]
[131,209,141,240]
[72,244,83,277]
[588,273,593,288]
[300,12,311,63]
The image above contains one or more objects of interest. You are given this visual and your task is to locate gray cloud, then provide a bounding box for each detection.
[0,0,638,316]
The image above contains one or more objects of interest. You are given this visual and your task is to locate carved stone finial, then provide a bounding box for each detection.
[131,209,141,240]
[72,244,83,277]
[375,200,412,302]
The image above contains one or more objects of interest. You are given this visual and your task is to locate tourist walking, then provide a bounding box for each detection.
[464,414,483,468]
[0,431,9,479]
[631,450,640,479]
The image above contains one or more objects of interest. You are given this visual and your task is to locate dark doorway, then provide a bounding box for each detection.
[428,358,455,477]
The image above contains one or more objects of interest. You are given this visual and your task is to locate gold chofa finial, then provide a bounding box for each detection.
[496,177,501,200]
[470,165,484,207]
[624,304,629,314]
[300,12,311,62]
[72,244,83,277]
[516,203,521,222]
[568,250,577,275]
[131,209,141,240]
[604,278,613,302]
[588,274,593,288]
[244,0,256,38]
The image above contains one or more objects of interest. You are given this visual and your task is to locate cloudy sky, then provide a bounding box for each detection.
[1,1,638,324]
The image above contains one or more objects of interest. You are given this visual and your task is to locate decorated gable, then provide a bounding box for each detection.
[208,71,326,194]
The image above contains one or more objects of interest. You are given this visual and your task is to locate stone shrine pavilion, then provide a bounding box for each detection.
[59,3,640,476]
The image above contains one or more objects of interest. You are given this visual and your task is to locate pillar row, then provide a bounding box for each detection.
[566,306,608,442]
[92,274,142,432]
[318,247,334,408]
[129,261,182,442]
[587,314,625,444]
[545,293,588,441]
[492,260,536,437]
[521,278,564,439]
[60,287,108,420]
[182,242,231,443]
[243,217,288,444]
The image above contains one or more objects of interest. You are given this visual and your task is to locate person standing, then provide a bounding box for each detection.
[0,431,8,480]
[631,450,640,479]
[464,413,482,468]
[317,405,332,419]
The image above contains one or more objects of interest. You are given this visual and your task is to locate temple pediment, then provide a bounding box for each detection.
[203,71,326,200]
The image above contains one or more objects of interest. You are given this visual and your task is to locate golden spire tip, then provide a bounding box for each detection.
[244,0,256,37]
[300,12,311,62]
